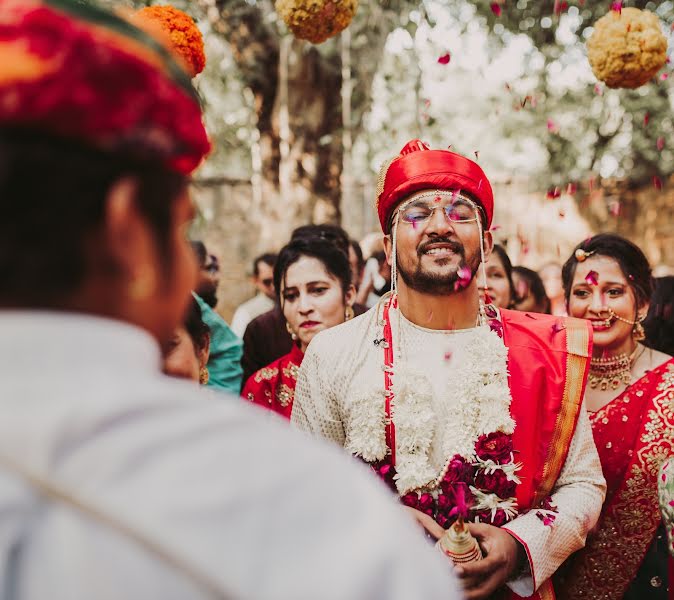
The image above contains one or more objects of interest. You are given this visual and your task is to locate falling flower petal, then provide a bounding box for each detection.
[609,201,621,217]
[546,187,561,199]
[653,175,663,190]
[552,321,565,334]
[585,270,599,286]
[657,137,665,151]
[644,112,650,127]
[554,0,568,15]
[594,83,603,95]
[566,182,577,195]
[610,1,622,14]
[660,73,669,81]
[454,266,472,291]
[437,52,451,65]
[443,351,453,362]
[490,3,502,17]
[490,224,502,231]
[547,118,560,134]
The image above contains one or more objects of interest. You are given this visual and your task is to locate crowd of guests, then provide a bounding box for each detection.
[172,226,674,599]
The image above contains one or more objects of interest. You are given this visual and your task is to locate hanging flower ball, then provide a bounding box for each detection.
[587,7,667,89]
[134,6,206,77]
[275,0,358,44]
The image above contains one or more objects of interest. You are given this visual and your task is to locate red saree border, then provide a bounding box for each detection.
[560,360,674,599]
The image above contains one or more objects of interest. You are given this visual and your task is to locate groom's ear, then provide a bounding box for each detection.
[482,230,494,262]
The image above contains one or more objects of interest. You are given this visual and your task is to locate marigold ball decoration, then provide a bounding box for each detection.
[587,7,667,89]
[275,0,358,44]
[135,6,206,76]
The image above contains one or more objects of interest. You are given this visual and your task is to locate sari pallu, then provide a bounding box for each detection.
[558,358,674,600]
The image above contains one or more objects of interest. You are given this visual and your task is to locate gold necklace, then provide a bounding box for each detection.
[588,346,640,391]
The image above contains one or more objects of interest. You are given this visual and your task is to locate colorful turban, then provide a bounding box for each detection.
[0,0,210,175]
[376,140,494,233]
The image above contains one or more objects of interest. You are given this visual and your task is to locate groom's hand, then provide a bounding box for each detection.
[454,522,522,600]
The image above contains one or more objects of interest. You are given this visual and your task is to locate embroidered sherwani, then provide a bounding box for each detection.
[292,304,606,598]
[0,312,462,600]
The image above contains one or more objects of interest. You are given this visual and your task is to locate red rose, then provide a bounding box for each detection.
[436,494,451,511]
[440,455,475,493]
[401,492,419,509]
[418,493,436,516]
[475,432,513,464]
[475,508,509,527]
[475,469,516,498]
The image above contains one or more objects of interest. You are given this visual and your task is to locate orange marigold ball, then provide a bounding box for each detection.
[275,0,358,44]
[135,5,206,76]
[587,7,667,89]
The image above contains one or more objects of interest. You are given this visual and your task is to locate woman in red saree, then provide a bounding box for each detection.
[558,234,674,600]
[242,237,355,418]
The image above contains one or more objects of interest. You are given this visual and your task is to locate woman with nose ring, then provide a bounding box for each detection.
[557,233,673,600]
[242,237,355,418]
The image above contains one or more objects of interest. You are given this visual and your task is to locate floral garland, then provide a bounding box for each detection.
[368,302,524,528]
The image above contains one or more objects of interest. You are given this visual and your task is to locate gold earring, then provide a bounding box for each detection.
[345,306,355,321]
[199,367,209,385]
[286,322,297,341]
[633,316,646,341]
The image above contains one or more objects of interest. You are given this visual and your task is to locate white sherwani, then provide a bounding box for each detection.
[292,306,606,597]
[0,312,461,600]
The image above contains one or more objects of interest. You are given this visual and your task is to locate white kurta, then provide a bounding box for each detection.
[292,305,606,597]
[0,312,460,600]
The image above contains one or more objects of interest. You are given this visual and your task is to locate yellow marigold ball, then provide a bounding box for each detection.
[275,0,358,44]
[135,5,206,77]
[587,7,667,89]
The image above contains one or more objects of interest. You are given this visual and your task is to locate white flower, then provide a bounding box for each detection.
[344,388,387,462]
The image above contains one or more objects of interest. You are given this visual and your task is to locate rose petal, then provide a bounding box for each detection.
[585,270,599,286]
[437,53,451,65]
[644,112,650,127]
[546,187,561,199]
[657,137,665,151]
[653,175,663,191]
[594,83,603,96]
[566,182,577,194]
[660,73,669,81]
[490,2,502,17]
[610,1,622,14]
[547,118,559,133]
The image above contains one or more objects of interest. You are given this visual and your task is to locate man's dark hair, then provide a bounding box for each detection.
[190,241,208,268]
[290,224,350,257]
[274,237,352,304]
[562,233,653,307]
[253,253,277,277]
[643,276,674,355]
[0,130,187,307]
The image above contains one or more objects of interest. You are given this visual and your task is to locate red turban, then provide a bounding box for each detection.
[0,0,210,175]
[376,140,494,233]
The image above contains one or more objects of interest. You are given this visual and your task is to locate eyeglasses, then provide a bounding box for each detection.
[398,192,481,226]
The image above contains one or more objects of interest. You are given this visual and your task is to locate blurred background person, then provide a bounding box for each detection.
[191,241,242,394]
[512,266,551,314]
[230,252,277,337]
[349,239,365,294]
[190,240,219,309]
[242,237,355,418]
[643,276,674,356]
[539,261,567,316]
[481,243,517,309]
[163,296,211,384]
[558,234,673,599]
[240,224,366,384]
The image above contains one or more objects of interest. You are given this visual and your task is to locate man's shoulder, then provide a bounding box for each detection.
[501,309,590,351]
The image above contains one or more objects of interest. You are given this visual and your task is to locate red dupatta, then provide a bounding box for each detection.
[501,309,592,600]
[558,358,674,600]
[242,344,304,419]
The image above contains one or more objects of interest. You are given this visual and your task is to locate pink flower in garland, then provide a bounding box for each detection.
[440,455,475,492]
